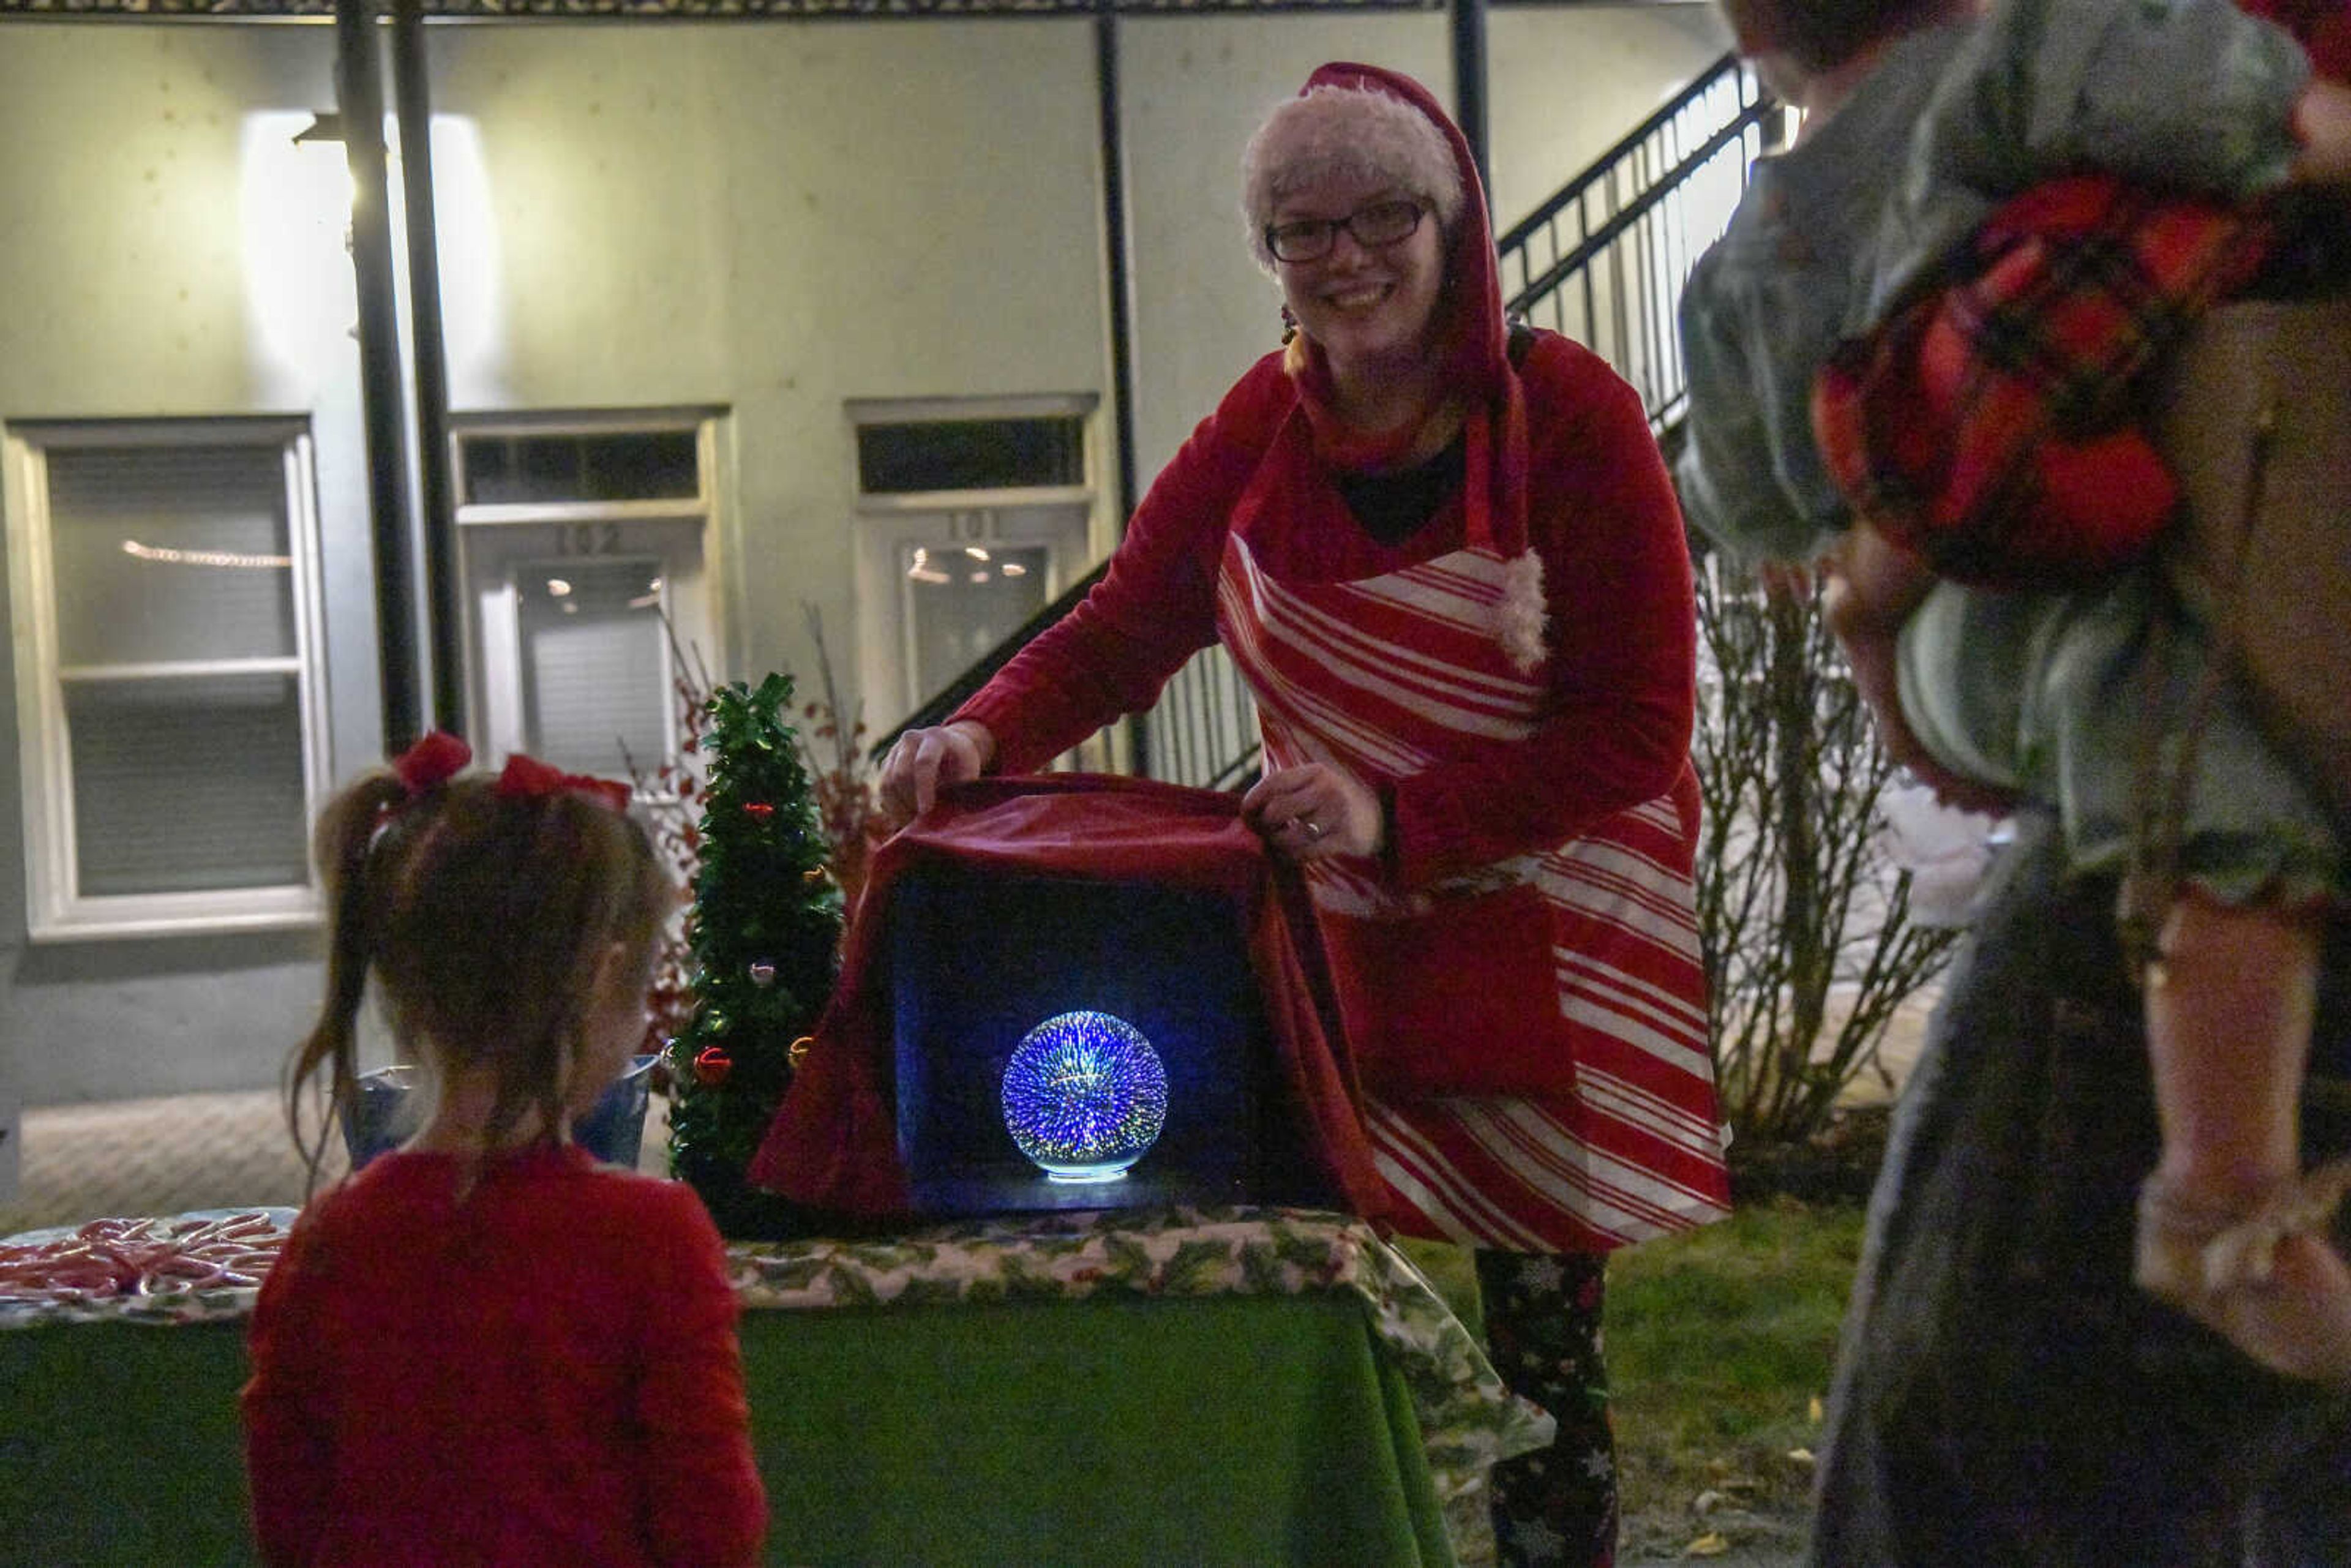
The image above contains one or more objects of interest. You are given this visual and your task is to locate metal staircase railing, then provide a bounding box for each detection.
[1499,53,1778,438]
[882,54,1779,787]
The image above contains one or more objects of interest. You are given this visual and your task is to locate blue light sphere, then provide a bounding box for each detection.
[1000,1010,1169,1183]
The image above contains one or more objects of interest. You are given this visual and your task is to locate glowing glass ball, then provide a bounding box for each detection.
[1000,1010,1169,1183]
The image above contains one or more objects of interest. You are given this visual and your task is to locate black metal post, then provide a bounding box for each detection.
[1093,6,1139,525]
[335,0,421,756]
[1095,4,1150,773]
[390,0,465,738]
[1450,0,1491,209]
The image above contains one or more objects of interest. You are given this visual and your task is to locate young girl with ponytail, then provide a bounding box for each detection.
[241,733,765,1568]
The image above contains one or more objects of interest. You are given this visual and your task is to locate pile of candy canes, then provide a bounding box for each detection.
[0,1212,286,1304]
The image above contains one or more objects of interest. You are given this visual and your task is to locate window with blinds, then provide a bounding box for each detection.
[512,557,670,777]
[7,420,328,939]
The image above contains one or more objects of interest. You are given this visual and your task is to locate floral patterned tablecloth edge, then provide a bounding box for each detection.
[724,1203,1556,1510]
[4,1202,1551,1525]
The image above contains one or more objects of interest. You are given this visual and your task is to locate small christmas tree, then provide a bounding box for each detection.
[666,672,844,1239]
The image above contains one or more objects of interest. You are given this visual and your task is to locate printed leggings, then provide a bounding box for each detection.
[1478,1247,1614,1568]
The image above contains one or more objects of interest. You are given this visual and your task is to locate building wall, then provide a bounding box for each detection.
[422,19,1117,691]
[0,6,1722,1104]
[0,25,372,1103]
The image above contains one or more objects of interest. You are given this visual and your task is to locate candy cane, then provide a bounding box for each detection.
[2,1213,288,1305]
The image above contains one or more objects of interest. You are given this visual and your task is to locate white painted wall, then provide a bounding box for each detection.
[421,20,1115,699]
[0,8,1722,1103]
[0,25,377,1102]
[1487,3,1731,235]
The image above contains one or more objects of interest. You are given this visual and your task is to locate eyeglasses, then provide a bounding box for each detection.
[1264,198,1427,264]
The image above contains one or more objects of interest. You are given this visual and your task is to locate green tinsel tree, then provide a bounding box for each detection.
[666,672,844,1239]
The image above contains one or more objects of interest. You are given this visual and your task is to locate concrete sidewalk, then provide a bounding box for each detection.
[0,1086,673,1238]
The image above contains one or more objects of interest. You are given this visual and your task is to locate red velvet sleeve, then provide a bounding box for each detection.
[955,359,1289,775]
[1388,336,1697,887]
[241,1215,336,1568]
[637,1185,767,1568]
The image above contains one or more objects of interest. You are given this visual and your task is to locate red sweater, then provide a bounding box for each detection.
[242,1146,765,1568]
[959,335,1696,891]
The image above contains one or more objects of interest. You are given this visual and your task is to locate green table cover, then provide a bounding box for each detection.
[2,1206,1548,1566]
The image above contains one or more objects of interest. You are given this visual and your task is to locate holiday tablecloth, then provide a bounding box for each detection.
[728,1203,1549,1559]
[3,1203,1545,1567]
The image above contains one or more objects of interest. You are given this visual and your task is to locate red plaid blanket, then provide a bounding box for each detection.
[1810,0,2345,589]
[1812,175,2274,587]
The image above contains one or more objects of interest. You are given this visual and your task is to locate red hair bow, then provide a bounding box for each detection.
[391,730,473,796]
[495,752,632,814]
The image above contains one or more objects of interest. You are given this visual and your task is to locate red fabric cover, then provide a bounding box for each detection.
[746,774,1389,1223]
[242,1145,765,1568]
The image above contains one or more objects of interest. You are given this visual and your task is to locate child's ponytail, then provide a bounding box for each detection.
[284,763,432,1188]
[283,733,665,1185]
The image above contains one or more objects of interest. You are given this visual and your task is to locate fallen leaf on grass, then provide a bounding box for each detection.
[1809,1395,1824,1423]
[1787,1447,1816,1466]
[1684,1532,1730,1557]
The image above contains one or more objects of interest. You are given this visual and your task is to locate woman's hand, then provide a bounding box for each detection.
[1241,763,1384,863]
[876,720,996,827]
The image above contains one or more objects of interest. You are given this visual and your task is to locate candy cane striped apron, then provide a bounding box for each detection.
[1218,532,1731,1252]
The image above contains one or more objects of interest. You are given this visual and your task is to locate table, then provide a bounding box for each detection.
[2,1206,1546,1566]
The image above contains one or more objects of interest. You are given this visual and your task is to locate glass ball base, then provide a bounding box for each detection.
[1041,1163,1136,1185]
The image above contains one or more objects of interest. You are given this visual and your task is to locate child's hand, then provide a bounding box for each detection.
[1827,519,1935,625]
[1755,558,1818,604]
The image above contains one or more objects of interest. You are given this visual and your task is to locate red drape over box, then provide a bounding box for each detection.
[746,775,1389,1225]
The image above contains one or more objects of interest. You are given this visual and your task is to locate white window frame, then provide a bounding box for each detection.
[5,418,331,941]
[846,394,1104,732]
[451,408,725,792]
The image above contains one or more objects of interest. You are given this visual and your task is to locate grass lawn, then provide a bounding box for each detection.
[1607,1195,1869,1557]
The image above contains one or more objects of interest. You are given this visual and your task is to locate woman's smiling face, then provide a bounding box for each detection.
[1273,173,1446,382]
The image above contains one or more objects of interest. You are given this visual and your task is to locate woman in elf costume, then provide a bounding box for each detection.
[875,63,1730,1568]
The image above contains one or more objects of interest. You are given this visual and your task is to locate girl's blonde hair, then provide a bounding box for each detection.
[285,759,670,1185]
[1241,81,1467,271]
